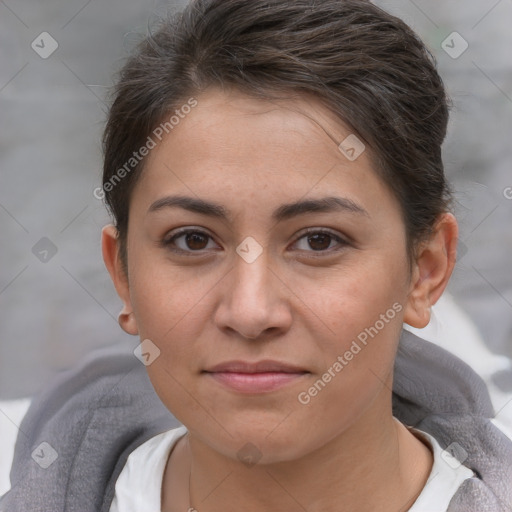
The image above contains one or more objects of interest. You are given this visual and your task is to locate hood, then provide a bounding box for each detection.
[393,330,512,511]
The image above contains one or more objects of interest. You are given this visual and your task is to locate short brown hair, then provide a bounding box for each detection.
[101,0,452,275]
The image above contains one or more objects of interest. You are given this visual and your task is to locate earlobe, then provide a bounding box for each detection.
[117,310,138,335]
[101,224,139,336]
[403,213,458,329]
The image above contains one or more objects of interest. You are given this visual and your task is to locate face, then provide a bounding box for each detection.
[107,86,419,464]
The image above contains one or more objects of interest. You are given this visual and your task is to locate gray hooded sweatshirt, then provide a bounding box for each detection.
[1,330,511,511]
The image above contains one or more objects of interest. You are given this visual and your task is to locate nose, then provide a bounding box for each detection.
[213,248,292,341]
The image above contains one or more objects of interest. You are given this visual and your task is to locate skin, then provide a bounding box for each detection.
[102,86,458,512]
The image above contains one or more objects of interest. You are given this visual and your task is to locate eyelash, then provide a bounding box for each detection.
[161,227,349,256]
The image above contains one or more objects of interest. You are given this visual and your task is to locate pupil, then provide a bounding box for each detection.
[309,233,330,251]
[187,232,207,250]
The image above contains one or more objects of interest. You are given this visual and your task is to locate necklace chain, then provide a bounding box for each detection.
[187,433,194,511]
[188,467,193,510]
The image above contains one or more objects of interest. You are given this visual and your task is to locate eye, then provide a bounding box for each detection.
[161,227,349,256]
[162,228,219,254]
[292,228,349,254]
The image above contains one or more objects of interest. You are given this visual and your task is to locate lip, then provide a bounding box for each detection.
[204,359,308,373]
[205,371,309,393]
[203,360,310,394]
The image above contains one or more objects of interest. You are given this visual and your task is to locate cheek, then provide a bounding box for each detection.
[127,261,213,406]
[291,253,407,347]
[128,244,214,342]
[305,286,404,388]
[290,295,404,458]
[292,261,406,410]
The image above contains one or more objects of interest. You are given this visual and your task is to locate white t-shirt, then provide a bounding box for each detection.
[110,422,474,512]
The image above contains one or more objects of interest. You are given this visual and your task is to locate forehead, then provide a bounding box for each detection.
[133,86,399,222]
[151,87,357,163]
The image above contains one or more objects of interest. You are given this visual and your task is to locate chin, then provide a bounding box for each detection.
[196,415,314,465]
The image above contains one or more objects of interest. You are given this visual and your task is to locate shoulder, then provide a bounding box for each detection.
[1,343,180,512]
[394,330,512,510]
[110,426,189,512]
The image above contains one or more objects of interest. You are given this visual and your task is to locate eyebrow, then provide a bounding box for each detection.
[147,194,369,222]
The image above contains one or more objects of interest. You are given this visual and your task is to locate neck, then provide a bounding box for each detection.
[163,402,433,512]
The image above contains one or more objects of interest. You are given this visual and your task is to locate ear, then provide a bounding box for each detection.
[403,213,459,328]
[101,224,139,335]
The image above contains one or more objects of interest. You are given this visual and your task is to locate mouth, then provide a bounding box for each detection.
[202,360,310,393]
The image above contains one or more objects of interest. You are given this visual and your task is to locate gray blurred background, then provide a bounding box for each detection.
[1,1,511,400]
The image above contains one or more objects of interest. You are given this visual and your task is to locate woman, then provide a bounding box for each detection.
[3,1,512,511]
